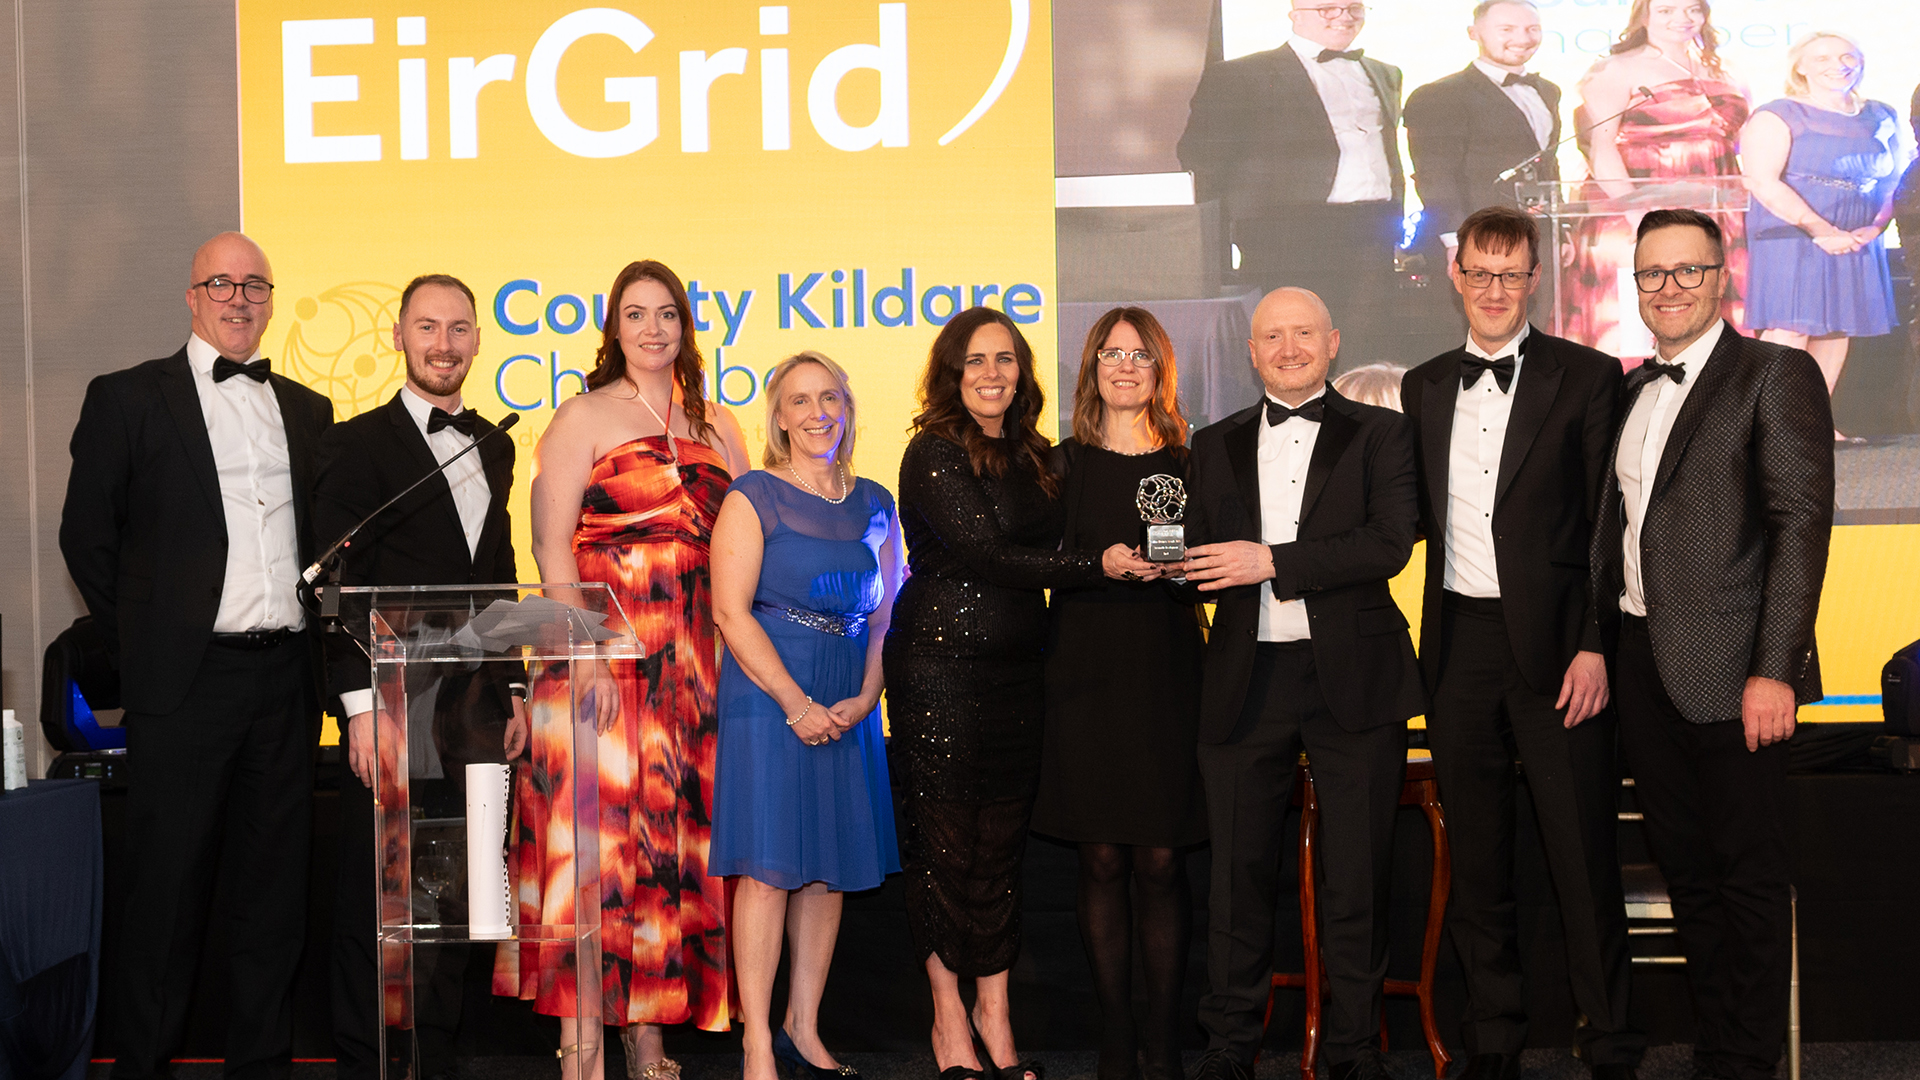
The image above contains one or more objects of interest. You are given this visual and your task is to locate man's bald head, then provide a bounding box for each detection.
[1248,287,1338,405]
[186,231,275,362]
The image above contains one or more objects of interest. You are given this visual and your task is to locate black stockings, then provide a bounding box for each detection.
[1077,843,1190,1080]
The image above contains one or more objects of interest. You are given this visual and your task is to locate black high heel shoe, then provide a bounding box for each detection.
[967,1014,1044,1080]
[773,1027,861,1080]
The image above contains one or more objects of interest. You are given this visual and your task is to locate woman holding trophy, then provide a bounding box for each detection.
[1033,308,1207,1080]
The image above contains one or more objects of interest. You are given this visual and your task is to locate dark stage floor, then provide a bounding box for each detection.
[87,1043,1920,1080]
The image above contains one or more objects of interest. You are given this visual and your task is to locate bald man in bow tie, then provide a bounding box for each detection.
[61,232,335,1080]
[1177,0,1404,371]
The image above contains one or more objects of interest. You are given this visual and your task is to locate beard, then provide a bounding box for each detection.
[408,350,468,397]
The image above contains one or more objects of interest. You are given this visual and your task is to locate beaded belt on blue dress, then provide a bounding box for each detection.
[1785,172,1879,195]
[752,601,869,637]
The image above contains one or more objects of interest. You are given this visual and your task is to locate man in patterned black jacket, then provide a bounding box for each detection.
[1591,209,1833,1080]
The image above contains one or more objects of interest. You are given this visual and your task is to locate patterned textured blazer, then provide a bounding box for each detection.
[1589,323,1834,723]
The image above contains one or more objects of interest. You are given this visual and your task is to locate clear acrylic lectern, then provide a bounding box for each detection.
[344,582,642,1080]
[1516,176,1750,346]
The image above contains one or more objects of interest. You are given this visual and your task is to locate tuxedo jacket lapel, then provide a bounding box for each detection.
[1652,324,1739,498]
[1302,395,1358,523]
[473,421,514,575]
[1224,410,1264,540]
[1420,355,1460,540]
[1275,45,1339,148]
[1495,333,1563,509]
[386,392,469,568]
[157,352,222,515]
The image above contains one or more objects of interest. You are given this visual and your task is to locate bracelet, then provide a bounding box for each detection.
[786,697,814,727]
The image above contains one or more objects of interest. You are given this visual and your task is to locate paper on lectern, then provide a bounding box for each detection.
[466,762,512,940]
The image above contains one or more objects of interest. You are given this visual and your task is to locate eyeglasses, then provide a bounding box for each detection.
[1095,348,1156,367]
[1458,267,1537,289]
[193,277,275,303]
[1632,264,1723,293]
[1295,4,1367,21]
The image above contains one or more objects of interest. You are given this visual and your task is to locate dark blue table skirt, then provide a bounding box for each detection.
[0,779,103,1080]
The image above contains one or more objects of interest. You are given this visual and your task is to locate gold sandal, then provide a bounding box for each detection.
[620,1025,681,1080]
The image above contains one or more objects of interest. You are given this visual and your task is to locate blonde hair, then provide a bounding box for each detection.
[1784,32,1864,98]
[1332,363,1408,413]
[761,351,858,472]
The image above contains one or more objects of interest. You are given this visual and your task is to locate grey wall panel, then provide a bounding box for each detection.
[0,3,25,752]
[7,0,240,773]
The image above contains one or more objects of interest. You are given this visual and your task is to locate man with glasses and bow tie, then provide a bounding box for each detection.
[1591,210,1831,1080]
[1177,0,1403,372]
[1404,1,1562,269]
[1178,287,1422,1080]
[312,273,526,1080]
[60,231,334,1080]
[1401,206,1642,1080]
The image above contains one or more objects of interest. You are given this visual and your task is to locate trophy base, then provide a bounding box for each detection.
[1144,524,1186,563]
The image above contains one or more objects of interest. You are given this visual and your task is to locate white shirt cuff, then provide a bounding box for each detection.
[339,688,374,720]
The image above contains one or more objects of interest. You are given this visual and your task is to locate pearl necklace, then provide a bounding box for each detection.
[789,462,850,504]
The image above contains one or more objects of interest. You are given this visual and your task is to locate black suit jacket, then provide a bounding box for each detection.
[1402,328,1619,696]
[59,347,335,715]
[1184,387,1424,742]
[312,391,519,739]
[1403,64,1562,244]
[1177,42,1405,223]
[1590,325,1833,723]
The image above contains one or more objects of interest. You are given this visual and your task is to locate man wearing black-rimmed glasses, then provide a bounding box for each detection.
[1402,206,1640,1080]
[60,231,334,1080]
[1177,0,1403,371]
[1591,209,1832,1080]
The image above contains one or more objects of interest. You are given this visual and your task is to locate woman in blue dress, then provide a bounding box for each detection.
[1742,31,1910,440]
[710,351,905,1080]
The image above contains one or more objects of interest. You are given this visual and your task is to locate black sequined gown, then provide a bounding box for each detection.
[883,431,1106,977]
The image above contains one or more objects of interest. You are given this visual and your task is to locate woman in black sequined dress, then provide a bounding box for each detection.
[883,307,1151,1080]
[1034,309,1204,1080]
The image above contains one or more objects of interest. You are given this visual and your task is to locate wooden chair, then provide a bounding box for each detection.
[1262,751,1453,1079]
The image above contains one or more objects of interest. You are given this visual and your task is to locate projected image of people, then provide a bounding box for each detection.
[1743,32,1910,442]
[1563,0,1751,357]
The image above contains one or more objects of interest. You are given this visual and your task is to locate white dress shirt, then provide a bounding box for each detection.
[1443,324,1527,598]
[399,386,490,558]
[1257,387,1325,641]
[185,333,304,633]
[1472,59,1553,149]
[1615,320,1724,616]
[1290,35,1393,204]
[338,388,495,722]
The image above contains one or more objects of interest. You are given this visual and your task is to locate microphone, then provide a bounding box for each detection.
[1495,85,1658,185]
[302,412,521,585]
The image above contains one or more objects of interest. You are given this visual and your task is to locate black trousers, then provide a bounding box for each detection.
[1616,615,1791,1080]
[1425,594,1641,1064]
[1232,201,1400,374]
[332,772,467,1080]
[112,634,317,1080]
[1195,642,1406,1067]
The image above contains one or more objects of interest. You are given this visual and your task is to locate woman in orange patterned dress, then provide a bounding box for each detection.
[495,259,751,1080]
[1562,0,1750,357]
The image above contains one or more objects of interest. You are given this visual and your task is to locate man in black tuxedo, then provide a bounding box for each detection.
[1404,1,1561,267]
[314,274,524,1080]
[60,232,334,1080]
[1176,1,1403,370]
[1179,288,1423,1080]
[1593,210,1832,1080]
[1401,207,1640,1080]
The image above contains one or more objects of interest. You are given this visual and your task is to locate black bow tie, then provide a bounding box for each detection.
[1630,360,1687,390]
[1460,354,1517,393]
[427,407,480,437]
[1316,48,1364,63]
[1502,72,1543,90]
[1265,398,1326,425]
[212,356,270,383]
